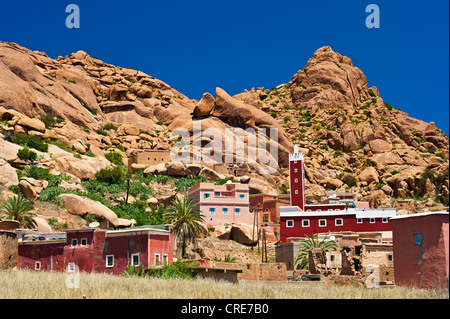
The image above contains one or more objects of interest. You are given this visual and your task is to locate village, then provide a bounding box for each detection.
[1,145,448,291]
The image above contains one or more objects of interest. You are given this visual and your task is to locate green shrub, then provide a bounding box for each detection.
[368,89,375,97]
[13,133,48,152]
[40,114,64,129]
[17,147,37,162]
[105,151,123,165]
[384,102,393,111]
[145,260,195,279]
[333,150,342,158]
[346,178,358,187]
[103,123,118,131]
[95,129,107,136]
[95,166,126,185]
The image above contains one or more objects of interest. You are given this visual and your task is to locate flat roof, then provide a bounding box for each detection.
[390,211,449,220]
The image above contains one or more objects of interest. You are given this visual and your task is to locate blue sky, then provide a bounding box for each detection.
[1,0,448,134]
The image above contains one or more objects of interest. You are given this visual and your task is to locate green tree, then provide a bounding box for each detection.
[163,197,206,259]
[0,196,37,229]
[293,234,338,270]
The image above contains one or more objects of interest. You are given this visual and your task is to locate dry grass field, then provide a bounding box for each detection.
[0,270,448,299]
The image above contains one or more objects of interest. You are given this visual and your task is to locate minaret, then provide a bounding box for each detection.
[289,145,305,211]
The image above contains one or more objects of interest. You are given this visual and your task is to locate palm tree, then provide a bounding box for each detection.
[23,165,41,179]
[163,197,206,259]
[0,196,37,229]
[294,234,338,270]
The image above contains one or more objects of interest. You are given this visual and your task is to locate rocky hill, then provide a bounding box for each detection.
[0,42,448,234]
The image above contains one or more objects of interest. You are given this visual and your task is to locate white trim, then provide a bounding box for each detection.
[286,220,294,228]
[106,255,114,268]
[163,254,169,265]
[370,218,376,224]
[71,239,78,247]
[382,217,389,223]
[357,218,363,224]
[131,253,140,266]
[335,218,343,226]
[302,219,310,227]
[155,253,161,266]
[81,238,87,246]
[35,261,41,271]
[390,211,448,220]
[318,219,327,227]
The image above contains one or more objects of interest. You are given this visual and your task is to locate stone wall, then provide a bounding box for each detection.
[212,261,287,281]
[0,230,18,270]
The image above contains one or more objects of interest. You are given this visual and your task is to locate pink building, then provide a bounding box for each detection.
[17,225,174,276]
[188,182,252,226]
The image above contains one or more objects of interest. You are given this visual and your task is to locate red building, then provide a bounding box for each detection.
[280,206,395,243]
[249,194,290,224]
[391,212,449,289]
[279,145,396,244]
[17,225,174,275]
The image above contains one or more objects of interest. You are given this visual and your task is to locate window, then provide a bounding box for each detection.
[155,254,161,266]
[330,255,335,262]
[295,178,298,183]
[210,218,213,222]
[215,192,221,197]
[316,209,321,212]
[235,208,240,215]
[204,193,210,199]
[106,255,114,268]
[131,253,140,266]
[81,238,87,246]
[294,169,298,173]
[307,209,312,212]
[335,218,343,226]
[357,218,363,224]
[286,220,294,228]
[295,190,298,194]
[239,194,245,200]
[388,254,393,262]
[370,218,376,224]
[67,262,76,273]
[302,219,310,227]
[71,239,78,247]
[328,209,333,211]
[319,219,327,227]
[222,208,228,215]
[209,208,215,214]
[382,217,388,223]
[163,254,169,265]
[35,261,41,271]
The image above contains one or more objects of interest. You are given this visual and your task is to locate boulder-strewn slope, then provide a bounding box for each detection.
[0,42,448,222]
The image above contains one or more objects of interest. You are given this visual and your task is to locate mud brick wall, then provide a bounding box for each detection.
[0,231,18,270]
[212,262,287,281]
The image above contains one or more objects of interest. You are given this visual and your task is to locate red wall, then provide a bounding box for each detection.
[280,214,392,244]
[289,159,305,210]
[18,229,174,276]
[392,214,449,289]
